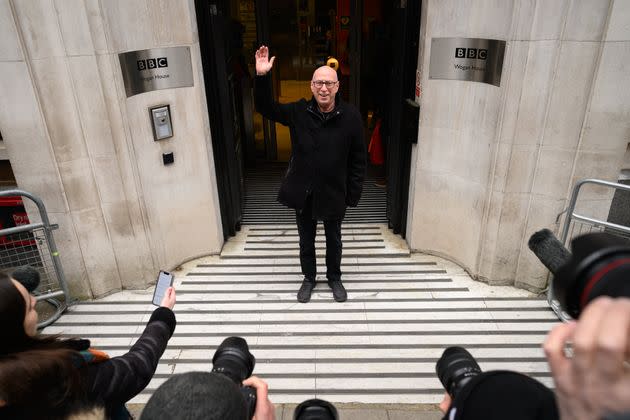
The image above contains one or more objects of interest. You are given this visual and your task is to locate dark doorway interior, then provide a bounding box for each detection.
[195,0,245,238]
[382,1,421,237]
[263,0,351,161]
[196,0,419,235]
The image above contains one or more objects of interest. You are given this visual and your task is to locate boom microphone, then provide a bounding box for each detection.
[527,229,572,275]
[11,265,41,293]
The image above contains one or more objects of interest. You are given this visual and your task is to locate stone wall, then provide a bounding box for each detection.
[408,0,630,292]
[0,0,223,298]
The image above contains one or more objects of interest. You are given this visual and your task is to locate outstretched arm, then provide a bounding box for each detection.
[254,45,291,125]
[83,288,177,409]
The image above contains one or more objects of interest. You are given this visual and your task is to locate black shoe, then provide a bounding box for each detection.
[297,278,315,303]
[327,280,347,302]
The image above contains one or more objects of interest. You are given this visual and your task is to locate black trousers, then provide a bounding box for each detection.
[295,196,342,282]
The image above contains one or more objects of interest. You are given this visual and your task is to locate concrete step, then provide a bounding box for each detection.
[43,223,553,407]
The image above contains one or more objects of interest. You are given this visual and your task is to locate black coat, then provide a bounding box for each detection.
[255,74,367,220]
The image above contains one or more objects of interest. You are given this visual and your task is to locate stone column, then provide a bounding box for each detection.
[408,0,630,292]
[0,0,223,298]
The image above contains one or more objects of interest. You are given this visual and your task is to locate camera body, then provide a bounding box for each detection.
[211,337,257,419]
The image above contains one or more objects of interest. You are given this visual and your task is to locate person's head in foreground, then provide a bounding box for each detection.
[0,273,87,419]
[141,372,248,420]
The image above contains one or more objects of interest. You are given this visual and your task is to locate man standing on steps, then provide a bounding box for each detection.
[254,45,366,303]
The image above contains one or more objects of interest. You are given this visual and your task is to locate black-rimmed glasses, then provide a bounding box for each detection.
[311,80,338,88]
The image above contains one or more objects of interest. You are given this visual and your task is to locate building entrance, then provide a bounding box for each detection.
[196,0,419,235]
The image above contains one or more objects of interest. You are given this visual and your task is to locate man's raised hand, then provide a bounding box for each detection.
[255,45,275,76]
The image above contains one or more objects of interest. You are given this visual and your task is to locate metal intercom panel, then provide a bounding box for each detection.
[150,105,173,140]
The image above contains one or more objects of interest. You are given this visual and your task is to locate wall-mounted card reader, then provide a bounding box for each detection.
[150,105,173,140]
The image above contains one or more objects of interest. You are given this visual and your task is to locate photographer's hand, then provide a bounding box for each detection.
[160,287,176,310]
[544,297,630,420]
[439,392,452,414]
[243,376,275,420]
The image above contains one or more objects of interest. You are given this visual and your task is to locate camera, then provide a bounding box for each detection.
[294,398,339,420]
[211,337,341,420]
[212,336,257,419]
[555,232,630,319]
[435,346,482,399]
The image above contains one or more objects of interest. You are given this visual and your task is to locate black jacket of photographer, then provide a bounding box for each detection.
[82,307,176,418]
[254,74,366,220]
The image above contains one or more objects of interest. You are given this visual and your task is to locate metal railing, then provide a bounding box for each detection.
[0,190,71,327]
[549,179,630,320]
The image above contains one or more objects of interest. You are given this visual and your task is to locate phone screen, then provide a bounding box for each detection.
[152,270,174,306]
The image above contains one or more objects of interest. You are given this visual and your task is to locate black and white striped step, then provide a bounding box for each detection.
[42,224,554,404]
[242,162,387,224]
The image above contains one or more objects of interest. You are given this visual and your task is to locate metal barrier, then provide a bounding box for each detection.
[549,179,630,320]
[0,190,71,327]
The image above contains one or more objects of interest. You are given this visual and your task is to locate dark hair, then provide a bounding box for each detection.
[0,274,86,418]
[141,372,248,420]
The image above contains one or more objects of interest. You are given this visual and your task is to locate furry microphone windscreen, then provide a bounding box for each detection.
[528,229,572,275]
[11,265,41,293]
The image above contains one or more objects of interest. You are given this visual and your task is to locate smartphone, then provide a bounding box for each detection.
[152,270,174,306]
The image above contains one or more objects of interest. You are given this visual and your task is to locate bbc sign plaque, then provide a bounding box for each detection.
[429,38,506,87]
[119,47,193,97]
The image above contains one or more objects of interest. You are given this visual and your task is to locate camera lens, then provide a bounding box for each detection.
[212,337,257,419]
[436,346,482,398]
[555,233,630,319]
[212,336,255,384]
[294,399,339,420]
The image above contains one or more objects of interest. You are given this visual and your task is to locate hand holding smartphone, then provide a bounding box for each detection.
[152,270,175,307]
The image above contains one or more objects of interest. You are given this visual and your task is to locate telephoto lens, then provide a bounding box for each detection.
[555,232,630,319]
[294,399,339,420]
[212,336,257,419]
[436,346,482,399]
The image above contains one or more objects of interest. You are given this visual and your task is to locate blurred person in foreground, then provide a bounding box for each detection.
[0,272,176,419]
[141,372,275,420]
